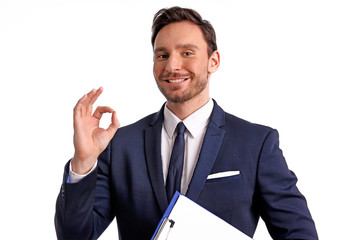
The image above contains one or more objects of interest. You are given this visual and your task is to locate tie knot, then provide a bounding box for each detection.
[177,122,186,134]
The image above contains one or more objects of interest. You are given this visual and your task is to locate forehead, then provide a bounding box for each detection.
[154,21,207,50]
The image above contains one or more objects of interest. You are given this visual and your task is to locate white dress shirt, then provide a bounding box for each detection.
[161,100,213,194]
[69,100,214,194]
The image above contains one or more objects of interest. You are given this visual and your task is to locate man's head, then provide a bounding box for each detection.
[151,7,220,108]
[151,6,217,58]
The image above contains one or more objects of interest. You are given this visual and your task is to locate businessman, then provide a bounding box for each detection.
[55,6,318,240]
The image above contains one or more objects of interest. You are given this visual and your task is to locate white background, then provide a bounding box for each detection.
[1,0,359,239]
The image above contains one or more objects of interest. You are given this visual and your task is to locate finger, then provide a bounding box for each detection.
[80,87,102,115]
[107,111,120,135]
[81,88,96,104]
[88,87,103,106]
[93,106,115,120]
[77,93,88,104]
[74,91,90,117]
[74,88,95,112]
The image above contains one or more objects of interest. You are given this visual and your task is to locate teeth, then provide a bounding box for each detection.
[168,78,186,83]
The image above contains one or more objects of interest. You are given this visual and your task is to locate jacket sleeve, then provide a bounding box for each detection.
[54,145,114,240]
[255,129,318,240]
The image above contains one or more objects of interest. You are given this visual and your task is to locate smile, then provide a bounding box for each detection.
[166,78,188,83]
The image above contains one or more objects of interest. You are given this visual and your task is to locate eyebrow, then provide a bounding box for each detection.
[154,43,199,53]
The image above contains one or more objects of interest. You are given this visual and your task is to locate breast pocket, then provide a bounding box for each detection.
[206,171,241,183]
[196,172,244,223]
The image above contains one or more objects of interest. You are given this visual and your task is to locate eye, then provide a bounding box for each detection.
[158,54,168,59]
[184,51,193,56]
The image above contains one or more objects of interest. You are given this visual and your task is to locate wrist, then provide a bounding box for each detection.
[71,155,97,174]
[69,160,98,183]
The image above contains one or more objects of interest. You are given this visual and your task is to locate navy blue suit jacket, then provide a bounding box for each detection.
[55,100,318,239]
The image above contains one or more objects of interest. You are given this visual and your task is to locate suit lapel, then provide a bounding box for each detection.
[186,101,225,201]
[145,106,168,213]
[145,101,226,210]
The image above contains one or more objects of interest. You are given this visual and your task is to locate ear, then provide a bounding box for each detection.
[208,50,220,74]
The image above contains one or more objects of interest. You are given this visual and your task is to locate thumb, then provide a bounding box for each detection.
[106,111,120,136]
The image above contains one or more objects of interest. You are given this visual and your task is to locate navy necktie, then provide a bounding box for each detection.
[166,122,186,202]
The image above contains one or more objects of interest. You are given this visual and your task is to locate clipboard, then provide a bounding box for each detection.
[151,192,253,240]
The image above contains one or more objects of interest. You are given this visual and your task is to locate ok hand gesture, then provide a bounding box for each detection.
[71,87,120,174]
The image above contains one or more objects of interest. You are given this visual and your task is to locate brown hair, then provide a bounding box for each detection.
[151,6,217,57]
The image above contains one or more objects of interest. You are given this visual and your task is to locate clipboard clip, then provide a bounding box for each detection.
[153,218,175,240]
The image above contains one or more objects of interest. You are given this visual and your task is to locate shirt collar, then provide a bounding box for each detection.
[163,99,214,139]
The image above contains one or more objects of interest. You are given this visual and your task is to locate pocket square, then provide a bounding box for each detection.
[207,170,240,179]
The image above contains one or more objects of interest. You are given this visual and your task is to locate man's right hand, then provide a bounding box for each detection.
[71,87,120,174]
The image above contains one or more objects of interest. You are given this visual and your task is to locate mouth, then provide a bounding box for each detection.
[167,78,187,83]
[164,77,190,83]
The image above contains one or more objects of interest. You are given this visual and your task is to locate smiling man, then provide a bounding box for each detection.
[55,6,318,240]
[153,21,219,116]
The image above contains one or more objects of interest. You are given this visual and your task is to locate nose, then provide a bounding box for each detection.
[165,54,182,73]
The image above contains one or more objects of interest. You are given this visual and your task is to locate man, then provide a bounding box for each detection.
[55,6,318,240]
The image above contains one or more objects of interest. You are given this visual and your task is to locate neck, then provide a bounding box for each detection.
[166,93,210,120]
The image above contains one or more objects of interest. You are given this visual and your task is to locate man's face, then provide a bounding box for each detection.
[153,21,218,104]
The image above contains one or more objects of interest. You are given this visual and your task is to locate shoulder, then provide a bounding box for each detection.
[212,100,274,135]
[222,110,278,145]
[225,111,272,132]
[113,111,159,139]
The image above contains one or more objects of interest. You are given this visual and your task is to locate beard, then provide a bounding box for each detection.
[156,70,209,103]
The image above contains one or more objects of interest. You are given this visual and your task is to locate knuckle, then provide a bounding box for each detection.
[73,104,80,113]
